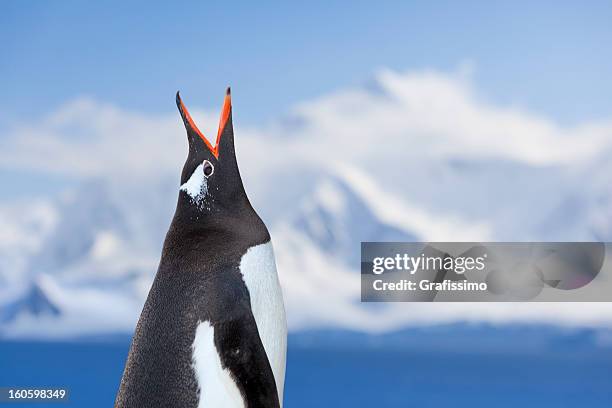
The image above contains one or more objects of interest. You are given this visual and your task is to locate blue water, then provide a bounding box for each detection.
[1,336,611,407]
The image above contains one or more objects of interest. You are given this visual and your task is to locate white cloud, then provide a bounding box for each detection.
[4,69,612,180]
[285,68,612,168]
[0,98,189,178]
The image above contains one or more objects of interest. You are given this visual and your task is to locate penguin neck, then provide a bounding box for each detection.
[168,190,270,249]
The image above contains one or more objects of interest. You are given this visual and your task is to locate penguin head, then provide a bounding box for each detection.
[175,88,248,216]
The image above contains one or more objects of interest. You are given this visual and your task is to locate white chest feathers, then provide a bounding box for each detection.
[191,241,287,408]
[192,322,244,408]
[239,241,288,404]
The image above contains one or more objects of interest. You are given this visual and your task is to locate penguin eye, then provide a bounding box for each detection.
[202,160,214,177]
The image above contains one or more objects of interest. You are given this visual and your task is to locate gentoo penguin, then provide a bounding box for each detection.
[115,88,287,408]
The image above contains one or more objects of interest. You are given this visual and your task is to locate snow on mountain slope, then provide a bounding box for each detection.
[0,274,143,339]
[28,181,127,277]
[0,201,57,289]
[1,281,60,324]
[274,168,612,333]
[290,176,417,266]
[2,68,612,337]
[2,162,612,337]
[542,150,612,241]
[0,166,495,336]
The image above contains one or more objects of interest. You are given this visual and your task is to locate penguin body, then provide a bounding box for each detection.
[115,89,287,408]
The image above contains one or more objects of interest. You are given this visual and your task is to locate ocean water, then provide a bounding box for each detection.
[1,335,611,407]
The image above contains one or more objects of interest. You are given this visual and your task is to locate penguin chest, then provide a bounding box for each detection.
[191,241,287,408]
[239,241,288,403]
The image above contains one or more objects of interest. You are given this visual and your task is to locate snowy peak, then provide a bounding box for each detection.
[289,175,417,267]
[1,282,61,324]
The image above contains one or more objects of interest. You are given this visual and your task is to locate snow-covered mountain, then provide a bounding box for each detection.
[3,164,612,338]
[1,281,61,324]
[2,68,612,338]
[290,176,417,267]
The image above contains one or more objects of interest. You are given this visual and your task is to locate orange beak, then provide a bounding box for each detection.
[176,88,232,159]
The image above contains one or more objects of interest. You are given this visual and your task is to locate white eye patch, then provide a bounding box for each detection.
[180,163,209,205]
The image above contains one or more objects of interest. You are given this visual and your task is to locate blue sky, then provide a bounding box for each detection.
[2,0,612,128]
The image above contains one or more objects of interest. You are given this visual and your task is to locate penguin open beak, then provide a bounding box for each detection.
[176,88,232,159]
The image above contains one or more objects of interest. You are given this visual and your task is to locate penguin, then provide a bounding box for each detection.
[115,88,287,408]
